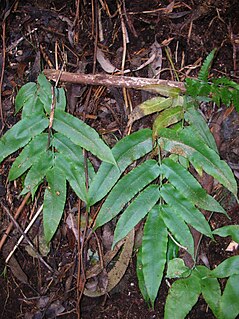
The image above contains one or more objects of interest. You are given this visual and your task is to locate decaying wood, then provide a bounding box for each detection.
[43,69,186,94]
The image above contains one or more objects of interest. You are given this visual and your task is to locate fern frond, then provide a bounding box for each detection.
[212,77,239,90]
[198,49,217,82]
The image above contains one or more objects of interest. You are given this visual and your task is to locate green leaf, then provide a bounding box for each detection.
[94,159,160,229]
[136,246,150,304]
[185,78,211,101]
[232,89,239,112]
[185,107,218,152]
[218,274,239,319]
[160,184,212,237]
[54,153,88,203]
[52,133,84,164]
[212,225,239,242]
[178,154,189,169]
[53,133,95,184]
[142,207,168,307]
[128,96,173,124]
[160,158,226,214]
[21,150,53,196]
[166,258,191,279]
[37,74,66,113]
[113,185,160,247]
[213,77,239,90]
[164,274,201,319]
[53,109,116,165]
[21,96,44,119]
[141,84,181,97]
[0,114,48,163]
[37,73,52,114]
[55,87,66,111]
[15,82,37,114]
[153,105,184,140]
[88,128,153,206]
[159,127,237,198]
[160,205,195,257]
[195,265,221,318]
[210,256,239,278]
[219,87,232,106]
[43,166,67,243]
[198,49,216,81]
[166,238,179,262]
[9,133,48,180]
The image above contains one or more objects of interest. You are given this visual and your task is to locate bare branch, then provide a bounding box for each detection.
[43,69,186,94]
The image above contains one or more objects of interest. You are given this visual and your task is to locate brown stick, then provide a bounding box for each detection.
[43,69,186,93]
[0,19,6,127]
[0,192,31,251]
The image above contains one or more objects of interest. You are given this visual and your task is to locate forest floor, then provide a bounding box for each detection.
[0,0,239,318]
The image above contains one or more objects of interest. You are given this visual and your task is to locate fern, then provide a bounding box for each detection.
[93,50,238,312]
[165,258,239,319]
[0,73,116,242]
[185,49,239,111]
[93,80,237,310]
[198,48,216,81]
[1,50,238,318]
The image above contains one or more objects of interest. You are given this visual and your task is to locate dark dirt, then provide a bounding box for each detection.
[0,0,239,318]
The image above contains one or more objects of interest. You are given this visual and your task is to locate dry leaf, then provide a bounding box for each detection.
[148,39,163,78]
[66,212,79,240]
[225,240,239,252]
[3,243,28,284]
[97,47,120,73]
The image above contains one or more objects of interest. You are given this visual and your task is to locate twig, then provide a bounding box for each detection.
[118,0,130,114]
[168,232,188,251]
[73,0,81,44]
[118,0,128,71]
[5,204,43,264]
[0,18,6,128]
[43,69,186,93]
[194,211,214,265]
[76,199,83,319]
[0,192,31,251]
[47,64,64,148]
[2,204,54,273]
[0,0,19,130]
[77,201,88,316]
[47,86,56,148]
[6,28,38,53]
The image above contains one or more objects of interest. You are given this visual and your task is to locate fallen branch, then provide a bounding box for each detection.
[43,69,186,94]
